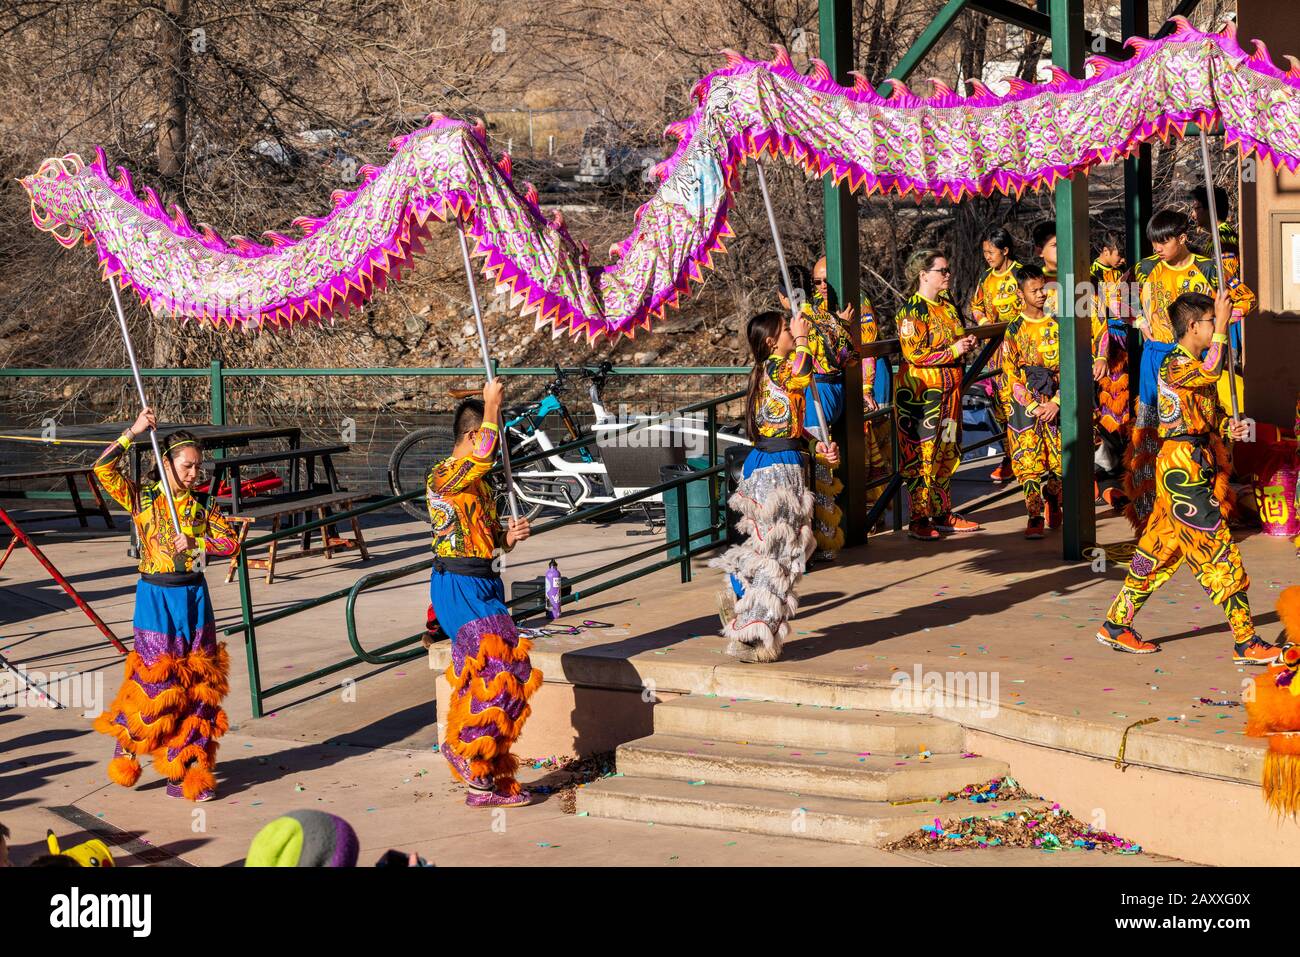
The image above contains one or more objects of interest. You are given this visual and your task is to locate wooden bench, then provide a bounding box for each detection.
[223,490,370,584]
[0,466,115,529]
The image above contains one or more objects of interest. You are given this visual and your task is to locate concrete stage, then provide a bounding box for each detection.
[2,472,1296,865]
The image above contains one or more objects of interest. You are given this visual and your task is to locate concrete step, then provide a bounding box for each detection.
[614,733,1010,802]
[653,695,963,753]
[577,775,1045,847]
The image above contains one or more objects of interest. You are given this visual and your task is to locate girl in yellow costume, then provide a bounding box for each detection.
[1090,231,1131,509]
[93,408,239,801]
[970,225,1024,485]
[1097,292,1279,665]
[712,310,838,662]
[894,249,982,541]
[1001,265,1064,539]
[427,379,539,807]
[1124,209,1255,531]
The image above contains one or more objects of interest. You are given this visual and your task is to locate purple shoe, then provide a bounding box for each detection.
[465,789,533,808]
[443,746,493,791]
[166,781,215,802]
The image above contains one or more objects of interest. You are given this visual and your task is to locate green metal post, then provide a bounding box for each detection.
[677,486,691,582]
[236,552,264,718]
[209,359,226,460]
[820,0,866,546]
[707,404,720,540]
[881,0,970,94]
[1052,0,1095,561]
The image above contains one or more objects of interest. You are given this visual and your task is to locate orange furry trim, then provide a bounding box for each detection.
[1261,749,1300,817]
[492,751,521,795]
[1245,668,1300,736]
[107,754,141,787]
[1269,733,1300,756]
[442,629,541,780]
[1277,586,1300,641]
[153,741,214,779]
[180,762,216,801]
[123,651,184,684]
[1209,436,1237,522]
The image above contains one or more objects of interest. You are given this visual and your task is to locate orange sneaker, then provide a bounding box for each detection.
[909,519,941,541]
[1024,517,1046,540]
[934,512,981,534]
[990,457,1014,483]
[1233,637,1282,666]
[1096,622,1158,654]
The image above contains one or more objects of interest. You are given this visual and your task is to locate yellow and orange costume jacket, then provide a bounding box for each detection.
[756,345,814,439]
[1001,311,1063,518]
[93,434,239,573]
[425,422,507,559]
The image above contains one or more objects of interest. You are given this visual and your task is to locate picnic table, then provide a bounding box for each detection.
[211,443,370,584]
[0,466,115,528]
[0,422,301,554]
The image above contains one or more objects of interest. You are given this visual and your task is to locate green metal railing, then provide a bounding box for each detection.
[220,386,742,716]
[5,334,1015,717]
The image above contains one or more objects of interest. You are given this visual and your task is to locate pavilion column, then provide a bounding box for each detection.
[1051,0,1096,559]
[819,0,867,545]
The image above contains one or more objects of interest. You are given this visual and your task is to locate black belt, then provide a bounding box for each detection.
[754,437,808,454]
[432,555,499,579]
[1163,433,1211,447]
[812,373,842,384]
[141,571,205,587]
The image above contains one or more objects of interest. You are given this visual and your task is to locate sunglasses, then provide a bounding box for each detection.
[929,267,952,276]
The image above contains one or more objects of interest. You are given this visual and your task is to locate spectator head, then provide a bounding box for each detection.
[245,811,360,867]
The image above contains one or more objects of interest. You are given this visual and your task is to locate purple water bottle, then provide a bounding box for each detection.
[545,560,562,620]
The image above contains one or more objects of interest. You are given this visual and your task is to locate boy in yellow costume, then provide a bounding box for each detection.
[1097,291,1279,664]
[1001,265,1063,539]
[1123,208,1255,530]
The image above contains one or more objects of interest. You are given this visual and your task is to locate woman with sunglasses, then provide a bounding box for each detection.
[894,251,982,541]
[92,407,240,801]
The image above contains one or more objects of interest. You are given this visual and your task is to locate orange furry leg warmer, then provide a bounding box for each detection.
[443,626,543,789]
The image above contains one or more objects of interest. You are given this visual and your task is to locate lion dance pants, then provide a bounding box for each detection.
[432,569,542,796]
[896,367,963,522]
[95,578,229,800]
[1105,437,1254,643]
[1008,419,1062,519]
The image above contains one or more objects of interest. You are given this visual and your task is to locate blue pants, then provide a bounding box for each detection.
[429,568,508,641]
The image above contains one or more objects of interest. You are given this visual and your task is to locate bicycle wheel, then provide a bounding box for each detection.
[387,425,453,522]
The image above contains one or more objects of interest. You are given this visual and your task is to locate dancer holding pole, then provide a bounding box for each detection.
[428,223,539,806]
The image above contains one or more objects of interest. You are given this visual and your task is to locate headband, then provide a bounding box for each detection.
[165,439,198,455]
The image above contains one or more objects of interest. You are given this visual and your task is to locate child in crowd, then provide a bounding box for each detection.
[970,225,1024,485]
[1001,265,1063,539]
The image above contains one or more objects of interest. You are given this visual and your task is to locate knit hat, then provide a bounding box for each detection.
[245,811,359,867]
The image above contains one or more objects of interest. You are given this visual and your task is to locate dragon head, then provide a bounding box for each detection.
[20,154,90,248]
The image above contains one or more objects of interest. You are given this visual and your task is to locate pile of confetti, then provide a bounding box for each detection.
[514,752,618,813]
[887,803,1143,854]
[938,776,1035,804]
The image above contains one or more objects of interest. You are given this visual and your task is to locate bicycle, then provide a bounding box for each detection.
[387,362,749,522]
